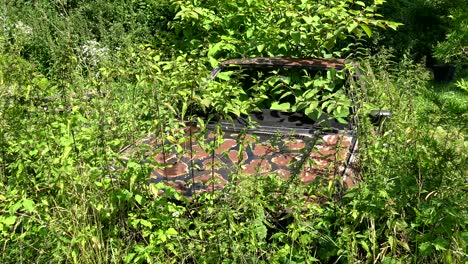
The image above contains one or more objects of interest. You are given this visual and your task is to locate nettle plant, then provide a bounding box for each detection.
[218,66,351,122]
[170,0,400,121]
[171,0,401,58]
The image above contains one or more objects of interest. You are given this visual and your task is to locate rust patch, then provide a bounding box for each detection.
[242,159,272,175]
[153,162,189,178]
[271,153,296,166]
[242,134,258,144]
[309,145,337,160]
[322,135,352,148]
[154,153,176,163]
[284,138,306,150]
[193,172,228,185]
[252,143,277,156]
[274,169,291,179]
[165,180,189,192]
[191,145,210,160]
[202,158,226,171]
[300,168,319,183]
[215,139,237,154]
[228,150,248,163]
[193,172,229,192]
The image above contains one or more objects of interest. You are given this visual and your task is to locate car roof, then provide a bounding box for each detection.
[219,57,349,70]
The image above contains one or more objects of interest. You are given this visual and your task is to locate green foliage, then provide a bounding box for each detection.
[434,7,468,64]
[172,0,400,60]
[374,0,466,64]
[349,51,467,262]
[1,1,467,263]
[455,79,468,93]
[222,67,352,122]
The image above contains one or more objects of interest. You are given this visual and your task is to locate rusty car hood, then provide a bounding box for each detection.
[120,110,358,197]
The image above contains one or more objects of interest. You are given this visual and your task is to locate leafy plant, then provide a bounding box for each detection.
[172,0,401,61]
[433,4,468,64]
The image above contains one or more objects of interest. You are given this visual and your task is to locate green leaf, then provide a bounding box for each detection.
[433,238,448,251]
[124,253,136,264]
[303,16,315,25]
[246,28,254,38]
[216,71,232,81]
[303,16,311,24]
[360,24,372,37]
[304,102,319,116]
[3,215,17,227]
[347,21,358,33]
[166,227,178,236]
[134,194,143,205]
[270,102,291,111]
[355,1,365,6]
[139,219,152,228]
[324,39,335,50]
[209,57,219,68]
[360,240,370,253]
[22,199,35,213]
[386,21,403,31]
[256,44,265,53]
[419,242,433,256]
[291,31,301,44]
[208,42,223,58]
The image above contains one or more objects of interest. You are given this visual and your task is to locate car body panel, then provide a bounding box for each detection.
[119,57,359,196]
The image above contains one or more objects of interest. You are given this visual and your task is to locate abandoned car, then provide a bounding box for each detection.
[120,57,389,197]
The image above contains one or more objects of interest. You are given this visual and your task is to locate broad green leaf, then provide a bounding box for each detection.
[305,102,319,116]
[270,102,290,111]
[355,1,365,6]
[387,21,403,31]
[303,16,312,24]
[419,242,433,256]
[291,31,301,44]
[324,39,335,51]
[433,238,448,251]
[134,194,143,205]
[157,229,167,242]
[256,44,265,53]
[303,16,319,25]
[166,227,178,236]
[246,28,253,38]
[22,199,35,213]
[139,219,152,228]
[209,57,218,68]
[360,24,372,37]
[216,71,232,81]
[208,42,223,57]
[3,215,17,226]
[347,21,358,33]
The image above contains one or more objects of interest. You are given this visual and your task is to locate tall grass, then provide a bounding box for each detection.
[0,1,467,263]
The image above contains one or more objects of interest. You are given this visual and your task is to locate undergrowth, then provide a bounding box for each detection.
[0,1,467,263]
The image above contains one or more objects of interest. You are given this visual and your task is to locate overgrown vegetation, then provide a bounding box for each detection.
[1,0,467,263]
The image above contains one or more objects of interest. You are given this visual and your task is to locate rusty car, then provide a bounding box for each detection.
[119,57,390,197]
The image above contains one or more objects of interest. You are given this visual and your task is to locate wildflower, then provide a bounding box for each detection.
[172,211,180,218]
[14,21,33,35]
[80,40,108,66]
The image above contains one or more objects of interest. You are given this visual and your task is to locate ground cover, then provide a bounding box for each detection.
[0,1,467,263]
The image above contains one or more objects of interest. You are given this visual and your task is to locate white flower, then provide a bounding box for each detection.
[172,211,180,218]
[80,40,108,66]
[14,21,33,35]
